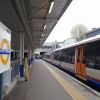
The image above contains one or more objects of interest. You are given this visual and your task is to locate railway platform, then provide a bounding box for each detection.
[4,60,100,100]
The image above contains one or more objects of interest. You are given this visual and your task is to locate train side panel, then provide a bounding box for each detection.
[43,40,100,88]
[60,62,75,73]
[52,60,60,66]
[86,68,100,87]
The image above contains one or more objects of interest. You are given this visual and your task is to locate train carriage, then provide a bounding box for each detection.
[43,34,100,88]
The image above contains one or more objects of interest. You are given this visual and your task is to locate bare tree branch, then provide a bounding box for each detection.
[71,24,88,42]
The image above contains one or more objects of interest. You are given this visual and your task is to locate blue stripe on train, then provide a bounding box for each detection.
[87,77,100,88]
[52,63,60,67]
[43,59,100,89]
[53,62,100,88]
[43,60,75,76]
[52,61,100,88]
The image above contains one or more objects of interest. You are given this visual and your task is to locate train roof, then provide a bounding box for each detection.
[46,34,100,54]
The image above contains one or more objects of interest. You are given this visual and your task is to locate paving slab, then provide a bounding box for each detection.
[5,60,73,100]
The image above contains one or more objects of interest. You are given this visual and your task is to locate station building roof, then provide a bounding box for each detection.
[86,28,100,38]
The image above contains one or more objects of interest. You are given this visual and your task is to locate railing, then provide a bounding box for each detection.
[2,60,20,97]
[11,60,20,81]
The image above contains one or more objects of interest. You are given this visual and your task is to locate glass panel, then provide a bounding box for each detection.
[58,48,75,64]
[54,51,61,61]
[77,48,80,63]
[60,49,67,62]
[85,42,100,70]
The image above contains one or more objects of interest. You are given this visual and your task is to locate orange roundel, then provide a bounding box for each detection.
[1,39,10,65]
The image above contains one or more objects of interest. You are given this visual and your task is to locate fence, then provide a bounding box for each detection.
[11,60,20,81]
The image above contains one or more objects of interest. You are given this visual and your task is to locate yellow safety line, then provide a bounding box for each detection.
[41,61,88,100]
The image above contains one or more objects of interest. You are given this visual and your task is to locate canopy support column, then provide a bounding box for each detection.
[20,33,24,77]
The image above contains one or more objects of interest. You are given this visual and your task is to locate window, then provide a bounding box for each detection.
[66,48,75,64]
[59,48,75,64]
[84,42,100,70]
[54,51,61,61]
[68,53,75,64]
[60,49,67,62]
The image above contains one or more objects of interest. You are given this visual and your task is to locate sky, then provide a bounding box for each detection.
[45,0,100,43]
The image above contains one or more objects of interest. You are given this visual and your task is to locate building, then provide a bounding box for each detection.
[61,38,77,46]
[86,28,100,38]
[37,38,76,56]
[40,42,60,55]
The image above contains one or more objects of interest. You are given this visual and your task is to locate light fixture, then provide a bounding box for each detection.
[41,34,43,37]
[48,1,54,13]
[44,25,46,30]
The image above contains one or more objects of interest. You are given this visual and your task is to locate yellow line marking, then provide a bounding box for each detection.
[41,61,88,100]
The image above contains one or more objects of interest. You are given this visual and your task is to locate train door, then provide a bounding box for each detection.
[51,52,54,63]
[75,47,86,79]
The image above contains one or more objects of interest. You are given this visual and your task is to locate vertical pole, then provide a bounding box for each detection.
[31,50,33,63]
[32,49,35,62]
[28,50,31,68]
[30,50,32,65]
[28,50,30,67]
[20,33,24,77]
[0,73,3,100]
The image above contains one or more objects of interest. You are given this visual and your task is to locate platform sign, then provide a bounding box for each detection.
[0,22,11,73]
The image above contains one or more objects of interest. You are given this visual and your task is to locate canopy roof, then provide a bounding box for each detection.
[0,0,72,50]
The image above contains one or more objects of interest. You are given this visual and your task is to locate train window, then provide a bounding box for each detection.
[54,51,61,61]
[69,53,75,64]
[60,55,66,62]
[77,48,80,63]
[47,55,51,59]
[83,53,85,64]
[66,48,75,64]
[51,52,54,59]
[85,43,100,70]
[60,49,67,62]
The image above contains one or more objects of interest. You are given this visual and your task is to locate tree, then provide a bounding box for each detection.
[71,24,88,42]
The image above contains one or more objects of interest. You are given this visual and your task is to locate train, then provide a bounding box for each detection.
[43,34,100,88]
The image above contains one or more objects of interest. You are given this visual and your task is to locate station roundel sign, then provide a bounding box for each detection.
[0,39,10,65]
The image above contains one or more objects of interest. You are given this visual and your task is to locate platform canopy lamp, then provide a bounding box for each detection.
[48,0,54,13]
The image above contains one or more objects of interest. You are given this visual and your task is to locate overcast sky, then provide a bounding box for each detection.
[45,0,100,43]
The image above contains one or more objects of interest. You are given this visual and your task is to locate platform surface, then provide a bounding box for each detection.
[5,60,100,100]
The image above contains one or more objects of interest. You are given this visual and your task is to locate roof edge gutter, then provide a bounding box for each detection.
[58,0,73,19]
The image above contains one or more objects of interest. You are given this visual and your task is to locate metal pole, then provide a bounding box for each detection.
[28,50,30,67]
[0,73,3,100]
[30,50,32,65]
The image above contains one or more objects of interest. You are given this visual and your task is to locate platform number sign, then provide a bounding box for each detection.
[0,22,11,73]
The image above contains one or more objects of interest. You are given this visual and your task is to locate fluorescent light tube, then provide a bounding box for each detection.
[48,1,54,13]
[44,25,46,30]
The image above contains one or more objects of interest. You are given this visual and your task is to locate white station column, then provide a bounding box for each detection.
[32,49,35,61]
[20,33,24,77]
